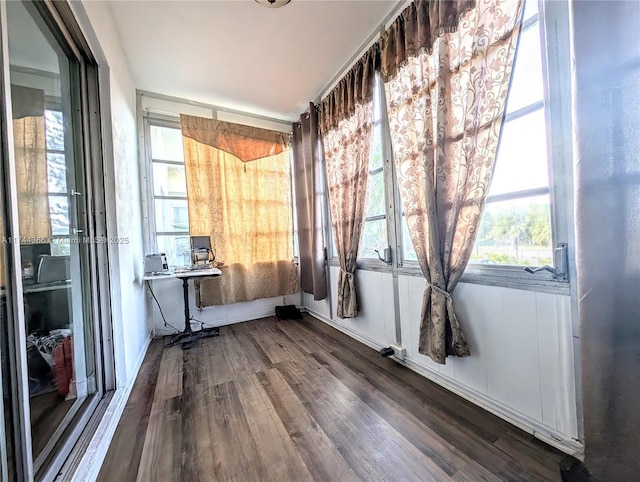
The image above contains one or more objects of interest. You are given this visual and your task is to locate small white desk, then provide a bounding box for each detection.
[144,268,222,348]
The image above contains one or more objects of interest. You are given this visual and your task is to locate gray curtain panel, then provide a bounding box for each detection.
[571,1,640,479]
[380,0,523,363]
[292,104,327,301]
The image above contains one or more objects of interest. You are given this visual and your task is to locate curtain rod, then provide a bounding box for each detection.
[137,89,292,127]
[314,0,410,104]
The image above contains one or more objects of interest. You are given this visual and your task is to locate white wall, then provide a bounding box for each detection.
[78,1,150,387]
[305,266,581,456]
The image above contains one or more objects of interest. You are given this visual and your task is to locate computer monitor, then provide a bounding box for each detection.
[190,236,211,251]
[20,243,51,284]
[190,236,212,266]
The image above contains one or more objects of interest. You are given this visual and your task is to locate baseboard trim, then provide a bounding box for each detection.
[155,308,279,336]
[401,357,584,458]
[70,334,152,480]
[305,308,584,459]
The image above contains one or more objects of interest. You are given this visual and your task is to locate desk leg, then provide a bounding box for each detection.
[168,276,220,349]
[182,277,192,334]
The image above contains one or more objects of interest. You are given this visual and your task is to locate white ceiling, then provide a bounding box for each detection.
[108,0,400,121]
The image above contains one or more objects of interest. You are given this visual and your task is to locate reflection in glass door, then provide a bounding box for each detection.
[0,178,17,482]
[5,0,97,473]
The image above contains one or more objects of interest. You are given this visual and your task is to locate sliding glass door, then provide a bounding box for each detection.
[0,0,110,478]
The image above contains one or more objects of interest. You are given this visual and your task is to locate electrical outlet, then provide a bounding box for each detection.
[390,343,406,361]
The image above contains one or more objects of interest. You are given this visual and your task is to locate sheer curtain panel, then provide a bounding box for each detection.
[320,46,378,318]
[381,0,523,363]
[181,115,299,305]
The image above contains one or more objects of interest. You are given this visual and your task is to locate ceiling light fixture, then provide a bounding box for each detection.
[255,0,291,8]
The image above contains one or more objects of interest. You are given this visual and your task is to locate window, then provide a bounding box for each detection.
[359,79,388,259]
[148,123,191,267]
[342,0,573,291]
[45,109,71,255]
[470,1,553,267]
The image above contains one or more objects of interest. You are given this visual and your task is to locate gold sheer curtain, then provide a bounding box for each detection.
[0,86,50,288]
[381,0,523,363]
[181,115,298,306]
[12,85,50,241]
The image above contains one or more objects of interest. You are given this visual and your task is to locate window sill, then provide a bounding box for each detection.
[328,259,570,295]
[398,262,571,295]
[328,258,391,273]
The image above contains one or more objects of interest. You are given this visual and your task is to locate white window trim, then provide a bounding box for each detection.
[139,114,187,259]
[138,93,298,267]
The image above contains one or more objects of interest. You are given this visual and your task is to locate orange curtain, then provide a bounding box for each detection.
[181,115,298,306]
[0,86,50,288]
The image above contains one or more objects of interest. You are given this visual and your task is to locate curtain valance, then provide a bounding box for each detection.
[319,44,379,134]
[380,0,475,81]
[180,115,289,163]
[12,85,44,119]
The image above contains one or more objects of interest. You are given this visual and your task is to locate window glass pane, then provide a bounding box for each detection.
[152,163,187,196]
[471,194,552,266]
[370,123,383,171]
[506,24,544,114]
[522,0,539,23]
[150,125,184,162]
[49,195,69,236]
[47,153,67,193]
[50,237,70,256]
[372,76,381,122]
[154,199,189,232]
[490,109,549,196]
[364,171,385,218]
[359,218,387,259]
[45,110,64,151]
[8,0,99,464]
[157,234,192,268]
[401,214,418,262]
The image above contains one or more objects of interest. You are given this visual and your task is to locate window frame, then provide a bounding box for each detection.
[345,73,400,272]
[140,108,300,268]
[141,115,191,267]
[45,107,72,241]
[0,0,115,478]
[396,1,573,294]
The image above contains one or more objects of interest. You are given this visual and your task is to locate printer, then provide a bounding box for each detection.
[144,253,169,274]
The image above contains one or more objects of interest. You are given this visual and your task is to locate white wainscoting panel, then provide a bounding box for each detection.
[306,269,580,454]
[303,291,332,320]
[480,284,543,422]
[325,266,396,348]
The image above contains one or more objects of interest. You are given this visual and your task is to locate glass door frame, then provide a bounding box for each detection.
[0,0,114,479]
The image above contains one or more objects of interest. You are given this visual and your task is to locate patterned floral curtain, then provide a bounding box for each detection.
[320,46,378,318]
[381,0,523,363]
[181,115,299,305]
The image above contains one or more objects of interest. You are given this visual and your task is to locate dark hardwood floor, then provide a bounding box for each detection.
[98,315,565,481]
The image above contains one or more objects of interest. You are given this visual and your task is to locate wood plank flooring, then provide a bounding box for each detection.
[98,315,565,481]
